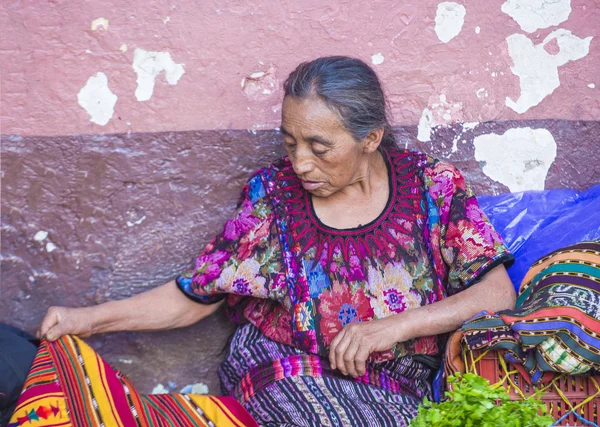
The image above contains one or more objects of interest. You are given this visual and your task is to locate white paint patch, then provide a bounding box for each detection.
[435,2,466,43]
[451,121,479,153]
[589,83,596,89]
[474,127,557,192]
[475,26,481,34]
[163,16,171,24]
[241,67,278,101]
[476,88,488,99]
[91,17,109,31]
[132,48,185,102]
[501,0,571,33]
[77,72,118,126]
[417,108,434,142]
[462,121,479,131]
[120,44,128,53]
[506,30,592,114]
[119,359,134,364]
[151,384,169,395]
[180,383,209,394]
[126,216,146,227]
[371,52,385,65]
[417,94,464,142]
[34,230,48,242]
[46,242,57,253]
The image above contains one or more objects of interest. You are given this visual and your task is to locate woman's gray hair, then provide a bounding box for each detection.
[283,56,397,150]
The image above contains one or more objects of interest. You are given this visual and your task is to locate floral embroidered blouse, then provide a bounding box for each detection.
[177,147,513,362]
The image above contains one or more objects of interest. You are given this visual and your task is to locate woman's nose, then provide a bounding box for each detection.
[293,148,314,175]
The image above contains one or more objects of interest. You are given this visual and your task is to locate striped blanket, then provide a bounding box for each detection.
[8,335,258,427]
[445,241,600,384]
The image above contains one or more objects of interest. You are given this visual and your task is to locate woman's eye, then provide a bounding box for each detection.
[313,149,328,156]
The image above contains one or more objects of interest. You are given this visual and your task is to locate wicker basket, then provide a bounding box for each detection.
[467,350,600,426]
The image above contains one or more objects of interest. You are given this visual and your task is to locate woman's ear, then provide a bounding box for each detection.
[362,128,385,153]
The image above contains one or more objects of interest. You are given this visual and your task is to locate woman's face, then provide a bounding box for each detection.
[281,96,372,198]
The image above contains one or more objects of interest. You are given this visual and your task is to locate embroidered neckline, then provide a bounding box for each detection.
[306,150,395,234]
[272,147,425,269]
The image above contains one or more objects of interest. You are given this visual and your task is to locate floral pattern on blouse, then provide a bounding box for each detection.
[177,147,513,361]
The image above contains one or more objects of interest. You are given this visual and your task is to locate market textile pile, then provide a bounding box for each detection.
[8,335,258,427]
[445,241,600,383]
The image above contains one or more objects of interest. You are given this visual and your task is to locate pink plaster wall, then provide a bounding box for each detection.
[1,0,599,137]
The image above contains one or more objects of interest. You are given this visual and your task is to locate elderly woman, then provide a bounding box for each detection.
[39,56,516,426]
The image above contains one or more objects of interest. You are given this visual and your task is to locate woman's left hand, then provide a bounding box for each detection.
[328,314,412,378]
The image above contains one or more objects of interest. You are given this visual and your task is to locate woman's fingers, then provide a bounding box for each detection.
[331,324,367,377]
[342,341,360,377]
[38,307,63,339]
[329,328,345,370]
[354,346,370,377]
[334,334,353,375]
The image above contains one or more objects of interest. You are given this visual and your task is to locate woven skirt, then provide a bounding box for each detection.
[219,324,433,427]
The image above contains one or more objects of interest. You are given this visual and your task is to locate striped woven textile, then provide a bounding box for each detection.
[219,323,432,427]
[8,335,258,427]
[445,240,600,384]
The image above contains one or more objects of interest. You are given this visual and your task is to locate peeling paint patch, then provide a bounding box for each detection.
[126,215,146,227]
[371,53,385,65]
[474,127,557,192]
[505,29,592,114]
[451,121,479,153]
[163,16,171,24]
[417,108,434,142]
[476,88,488,100]
[417,94,464,142]
[180,383,209,394]
[435,2,466,43]
[501,0,571,33]
[151,384,169,394]
[46,242,57,253]
[91,18,109,31]
[475,26,481,34]
[34,230,48,242]
[132,49,185,102]
[241,67,278,101]
[119,44,128,53]
[589,83,596,89]
[77,72,117,126]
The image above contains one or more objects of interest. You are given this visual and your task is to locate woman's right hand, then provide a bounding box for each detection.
[37,306,95,341]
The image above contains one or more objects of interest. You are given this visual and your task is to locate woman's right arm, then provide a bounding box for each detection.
[38,280,223,341]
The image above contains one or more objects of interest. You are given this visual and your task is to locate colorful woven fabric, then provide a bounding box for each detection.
[176,147,513,364]
[445,241,600,384]
[8,335,258,427]
[219,323,432,427]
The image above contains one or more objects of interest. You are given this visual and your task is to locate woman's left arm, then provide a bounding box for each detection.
[329,264,516,377]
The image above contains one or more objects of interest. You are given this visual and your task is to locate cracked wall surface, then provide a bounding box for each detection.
[1,0,598,394]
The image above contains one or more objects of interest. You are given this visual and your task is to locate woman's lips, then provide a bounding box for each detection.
[301,180,324,191]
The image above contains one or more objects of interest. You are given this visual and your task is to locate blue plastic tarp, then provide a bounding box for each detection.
[478,184,600,291]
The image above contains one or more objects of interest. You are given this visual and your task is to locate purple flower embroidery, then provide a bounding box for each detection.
[233,277,251,295]
[223,199,260,241]
[383,289,407,313]
[194,250,230,286]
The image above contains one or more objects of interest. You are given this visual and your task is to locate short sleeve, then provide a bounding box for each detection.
[176,173,285,304]
[424,160,514,294]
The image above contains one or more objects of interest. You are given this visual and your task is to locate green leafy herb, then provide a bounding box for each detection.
[410,373,555,427]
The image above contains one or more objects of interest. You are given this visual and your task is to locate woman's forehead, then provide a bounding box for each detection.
[281,96,344,131]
